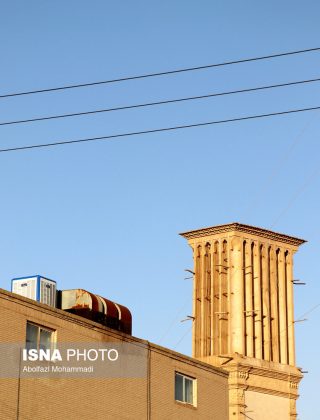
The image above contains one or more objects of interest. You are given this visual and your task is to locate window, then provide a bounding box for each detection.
[26,322,55,351]
[175,372,197,406]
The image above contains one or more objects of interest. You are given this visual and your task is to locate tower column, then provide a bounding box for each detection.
[213,241,220,355]
[230,236,244,354]
[261,245,271,361]
[245,241,254,357]
[253,241,262,359]
[270,245,279,362]
[286,251,295,365]
[220,240,229,354]
[192,245,202,358]
[210,244,215,355]
[204,243,212,356]
[278,248,288,364]
[200,244,207,357]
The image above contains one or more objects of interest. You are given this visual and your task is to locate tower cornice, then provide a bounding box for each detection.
[180,222,306,247]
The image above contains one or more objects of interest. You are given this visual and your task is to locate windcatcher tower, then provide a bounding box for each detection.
[180,223,305,420]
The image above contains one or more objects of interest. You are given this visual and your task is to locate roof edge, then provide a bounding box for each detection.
[0,288,228,378]
[179,222,306,246]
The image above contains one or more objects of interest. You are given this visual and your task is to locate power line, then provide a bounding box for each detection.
[1,105,320,154]
[270,163,320,228]
[297,303,320,321]
[158,296,190,345]
[1,77,320,127]
[1,47,320,99]
[240,113,317,220]
[241,301,320,363]
[173,325,193,350]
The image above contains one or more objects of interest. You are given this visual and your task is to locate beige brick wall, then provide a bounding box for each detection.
[150,349,228,420]
[245,390,289,420]
[0,290,228,420]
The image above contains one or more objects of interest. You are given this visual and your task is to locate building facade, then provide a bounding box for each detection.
[0,288,228,420]
[180,223,305,420]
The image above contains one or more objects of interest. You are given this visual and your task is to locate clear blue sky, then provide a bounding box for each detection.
[1,1,319,418]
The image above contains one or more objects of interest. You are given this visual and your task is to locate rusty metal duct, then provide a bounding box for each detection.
[59,289,132,335]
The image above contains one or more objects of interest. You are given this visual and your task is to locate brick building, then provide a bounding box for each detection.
[0,288,228,420]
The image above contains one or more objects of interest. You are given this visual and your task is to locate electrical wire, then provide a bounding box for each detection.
[296,303,320,321]
[238,301,320,364]
[1,47,320,99]
[1,105,320,154]
[173,325,193,350]
[270,164,320,228]
[240,113,317,220]
[158,296,190,345]
[172,271,320,356]
[1,77,320,127]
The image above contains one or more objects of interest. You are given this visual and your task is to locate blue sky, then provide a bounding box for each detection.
[1,1,320,418]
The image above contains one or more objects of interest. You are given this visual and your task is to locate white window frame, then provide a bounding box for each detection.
[175,372,197,407]
[26,321,56,352]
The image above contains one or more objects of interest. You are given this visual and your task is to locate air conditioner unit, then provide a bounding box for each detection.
[11,275,57,307]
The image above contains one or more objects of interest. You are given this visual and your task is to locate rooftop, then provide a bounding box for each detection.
[0,288,228,378]
[179,222,306,246]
